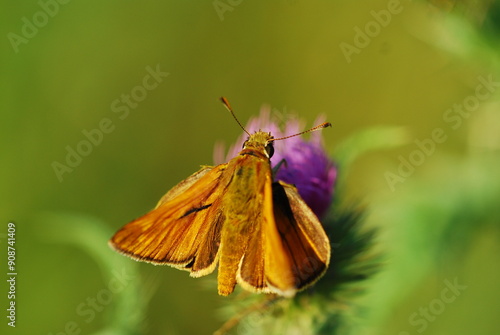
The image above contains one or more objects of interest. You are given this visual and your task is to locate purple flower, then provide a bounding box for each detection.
[214,105,336,219]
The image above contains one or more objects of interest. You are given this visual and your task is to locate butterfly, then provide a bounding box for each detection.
[109,97,331,297]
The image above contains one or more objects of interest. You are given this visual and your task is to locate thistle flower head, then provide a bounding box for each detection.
[214,105,336,219]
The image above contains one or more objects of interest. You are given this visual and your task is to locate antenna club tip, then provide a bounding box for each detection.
[220,97,232,109]
[323,122,332,128]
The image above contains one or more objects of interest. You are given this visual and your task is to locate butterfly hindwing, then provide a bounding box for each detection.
[271,181,331,290]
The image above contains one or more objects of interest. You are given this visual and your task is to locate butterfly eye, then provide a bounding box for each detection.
[265,142,274,158]
[242,140,248,149]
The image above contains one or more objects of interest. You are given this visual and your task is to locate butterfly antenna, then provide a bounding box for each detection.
[270,122,332,142]
[220,97,251,136]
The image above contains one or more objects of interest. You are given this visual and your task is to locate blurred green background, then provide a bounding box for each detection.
[1,0,499,334]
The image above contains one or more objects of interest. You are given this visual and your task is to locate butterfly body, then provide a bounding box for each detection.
[218,133,273,295]
[110,129,330,297]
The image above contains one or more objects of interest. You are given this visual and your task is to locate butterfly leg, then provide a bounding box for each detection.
[272,158,288,176]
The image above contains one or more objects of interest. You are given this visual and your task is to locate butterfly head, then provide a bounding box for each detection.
[220,96,331,161]
[243,131,275,158]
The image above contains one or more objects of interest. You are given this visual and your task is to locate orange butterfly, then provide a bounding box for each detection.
[110,98,331,297]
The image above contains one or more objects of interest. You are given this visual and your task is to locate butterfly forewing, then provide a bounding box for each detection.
[237,171,328,297]
[110,165,228,276]
[235,158,296,296]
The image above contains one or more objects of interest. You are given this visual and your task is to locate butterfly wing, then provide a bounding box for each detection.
[271,181,331,290]
[109,165,229,277]
[237,179,330,297]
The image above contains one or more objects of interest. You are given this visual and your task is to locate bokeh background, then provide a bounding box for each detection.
[1,0,500,334]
